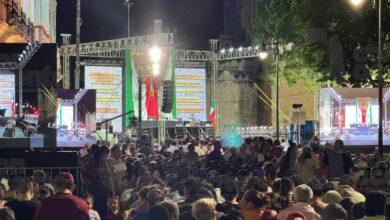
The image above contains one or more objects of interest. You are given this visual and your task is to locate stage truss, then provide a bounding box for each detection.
[58,20,263,133]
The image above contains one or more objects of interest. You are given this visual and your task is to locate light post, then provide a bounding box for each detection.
[123,0,133,37]
[259,42,280,140]
[349,0,384,154]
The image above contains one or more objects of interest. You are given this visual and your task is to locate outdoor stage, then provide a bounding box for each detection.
[319,88,390,146]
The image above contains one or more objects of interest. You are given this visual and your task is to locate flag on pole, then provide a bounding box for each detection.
[125,49,135,127]
[210,102,216,128]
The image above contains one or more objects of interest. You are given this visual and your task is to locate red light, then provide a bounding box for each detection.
[33,107,40,115]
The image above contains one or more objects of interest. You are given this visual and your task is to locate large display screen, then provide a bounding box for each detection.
[56,89,97,148]
[0,74,15,117]
[175,68,206,121]
[85,66,123,132]
[319,88,390,146]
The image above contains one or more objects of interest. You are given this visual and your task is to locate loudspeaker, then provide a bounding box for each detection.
[161,80,173,113]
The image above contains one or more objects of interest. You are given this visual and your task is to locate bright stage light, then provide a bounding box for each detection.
[238,47,243,52]
[229,47,234,52]
[350,0,363,6]
[220,48,226,54]
[259,51,268,60]
[150,46,162,63]
[152,63,160,76]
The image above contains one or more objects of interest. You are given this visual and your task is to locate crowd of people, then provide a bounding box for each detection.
[1,136,390,220]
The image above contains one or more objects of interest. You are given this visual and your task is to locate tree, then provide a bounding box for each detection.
[250,0,390,88]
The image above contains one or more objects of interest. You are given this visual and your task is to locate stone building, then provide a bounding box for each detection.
[215,0,272,131]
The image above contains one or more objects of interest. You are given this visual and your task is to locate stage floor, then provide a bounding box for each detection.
[340,134,390,145]
[0,127,26,138]
[57,135,96,147]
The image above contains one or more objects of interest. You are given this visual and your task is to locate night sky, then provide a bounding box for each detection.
[56,0,224,50]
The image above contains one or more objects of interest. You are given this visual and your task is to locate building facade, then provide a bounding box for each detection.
[0,0,56,43]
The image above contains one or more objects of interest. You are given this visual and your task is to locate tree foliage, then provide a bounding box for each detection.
[251,0,390,88]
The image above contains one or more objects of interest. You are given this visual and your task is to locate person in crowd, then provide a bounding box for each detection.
[279,184,321,220]
[278,144,299,177]
[0,183,7,208]
[132,185,156,220]
[297,147,319,183]
[352,202,366,219]
[108,144,128,194]
[192,198,217,220]
[0,207,16,220]
[82,193,101,220]
[340,197,356,220]
[360,166,386,193]
[5,178,38,220]
[206,141,224,168]
[85,146,115,216]
[160,201,180,220]
[322,140,353,178]
[36,185,53,202]
[181,144,199,164]
[359,192,386,220]
[5,176,25,201]
[239,189,268,220]
[105,196,122,220]
[33,172,89,220]
[321,203,348,220]
[147,204,171,220]
[279,177,294,208]
[385,204,390,220]
[337,175,365,203]
[218,178,240,215]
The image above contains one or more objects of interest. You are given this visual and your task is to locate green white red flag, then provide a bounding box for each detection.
[210,102,216,128]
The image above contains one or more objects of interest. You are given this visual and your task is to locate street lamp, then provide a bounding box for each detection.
[259,51,268,60]
[123,0,133,37]
[349,0,384,154]
[258,42,280,140]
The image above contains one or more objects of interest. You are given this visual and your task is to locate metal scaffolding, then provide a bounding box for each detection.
[59,20,263,134]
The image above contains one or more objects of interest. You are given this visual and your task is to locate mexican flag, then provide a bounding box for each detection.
[210,102,216,128]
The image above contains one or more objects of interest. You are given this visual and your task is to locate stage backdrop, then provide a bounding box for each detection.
[84,66,123,132]
[0,74,15,117]
[175,68,206,121]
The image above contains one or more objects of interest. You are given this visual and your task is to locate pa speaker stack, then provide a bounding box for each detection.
[161,80,173,113]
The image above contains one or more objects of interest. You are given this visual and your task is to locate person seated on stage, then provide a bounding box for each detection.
[5,178,38,220]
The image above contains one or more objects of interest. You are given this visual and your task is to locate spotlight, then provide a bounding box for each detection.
[255,45,259,50]
[259,52,268,60]
[150,46,162,63]
[220,49,226,54]
[238,47,243,52]
[229,47,234,52]
[23,50,26,55]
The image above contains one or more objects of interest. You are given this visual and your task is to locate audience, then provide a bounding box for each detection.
[1,138,390,220]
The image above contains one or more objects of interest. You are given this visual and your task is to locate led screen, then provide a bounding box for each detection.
[85,66,123,132]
